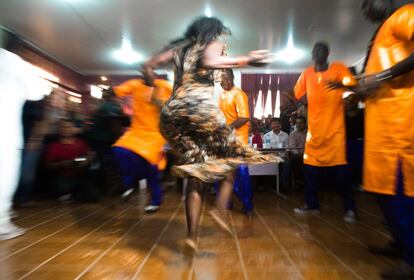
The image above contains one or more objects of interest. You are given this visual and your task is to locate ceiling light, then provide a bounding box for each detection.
[113,37,144,64]
[90,85,103,99]
[274,35,304,64]
[204,3,212,17]
[68,96,82,103]
[66,91,82,98]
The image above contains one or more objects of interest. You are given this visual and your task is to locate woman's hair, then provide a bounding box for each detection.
[169,16,231,48]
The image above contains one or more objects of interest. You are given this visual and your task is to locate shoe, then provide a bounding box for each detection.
[209,209,233,236]
[343,210,357,224]
[120,188,135,202]
[293,206,320,215]
[369,242,404,259]
[58,194,72,202]
[381,262,414,279]
[15,200,40,208]
[0,222,26,240]
[144,205,160,213]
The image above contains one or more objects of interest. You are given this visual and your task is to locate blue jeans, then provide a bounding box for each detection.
[377,162,414,266]
[304,164,356,212]
[112,147,162,206]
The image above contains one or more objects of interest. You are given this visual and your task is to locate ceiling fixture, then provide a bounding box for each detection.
[274,34,304,64]
[113,37,144,64]
[90,85,103,99]
[66,91,82,98]
[204,3,212,17]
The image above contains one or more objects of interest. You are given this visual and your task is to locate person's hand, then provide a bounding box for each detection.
[325,81,351,91]
[248,50,270,66]
[140,64,155,87]
[353,74,383,95]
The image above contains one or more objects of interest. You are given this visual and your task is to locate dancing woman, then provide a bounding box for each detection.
[142,17,280,250]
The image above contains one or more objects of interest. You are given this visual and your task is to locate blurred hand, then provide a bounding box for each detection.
[248,50,270,66]
[140,64,155,87]
[325,81,350,91]
[354,74,382,95]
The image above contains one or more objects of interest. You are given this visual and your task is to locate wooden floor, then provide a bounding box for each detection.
[1,189,395,280]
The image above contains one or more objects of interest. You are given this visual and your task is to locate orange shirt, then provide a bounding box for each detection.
[295,62,354,167]
[218,86,250,145]
[113,79,172,170]
[363,4,414,196]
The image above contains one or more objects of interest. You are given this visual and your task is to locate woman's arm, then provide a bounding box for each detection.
[142,48,175,86]
[202,40,268,69]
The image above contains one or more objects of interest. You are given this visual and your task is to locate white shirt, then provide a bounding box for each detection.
[263,130,289,149]
[0,49,51,150]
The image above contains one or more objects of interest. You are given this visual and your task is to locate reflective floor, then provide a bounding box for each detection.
[0,190,393,280]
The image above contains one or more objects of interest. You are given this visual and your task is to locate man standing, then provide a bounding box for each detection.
[0,31,51,239]
[263,118,289,149]
[352,1,414,278]
[112,78,172,213]
[219,69,253,215]
[293,42,356,223]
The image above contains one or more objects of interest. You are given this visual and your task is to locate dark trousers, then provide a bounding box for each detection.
[112,147,162,206]
[377,163,414,265]
[346,139,363,187]
[304,164,356,212]
[234,165,253,212]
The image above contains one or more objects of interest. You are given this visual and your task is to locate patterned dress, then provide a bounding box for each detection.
[159,42,280,182]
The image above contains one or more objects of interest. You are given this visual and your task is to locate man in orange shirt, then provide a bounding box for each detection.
[293,42,356,223]
[348,1,414,278]
[112,78,172,213]
[219,69,253,215]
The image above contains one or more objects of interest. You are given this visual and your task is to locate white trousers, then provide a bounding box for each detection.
[0,144,21,222]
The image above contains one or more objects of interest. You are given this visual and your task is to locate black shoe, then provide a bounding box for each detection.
[381,262,414,279]
[369,243,404,259]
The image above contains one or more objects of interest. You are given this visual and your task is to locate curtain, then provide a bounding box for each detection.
[241,73,300,119]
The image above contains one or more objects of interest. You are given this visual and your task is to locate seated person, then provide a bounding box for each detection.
[250,123,263,149]
[263,118,289,149]
[44,119,98,202]
[288,116,307,183]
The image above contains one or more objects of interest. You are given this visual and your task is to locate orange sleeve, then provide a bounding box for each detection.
[392,4,414,41]
[234,89,250,118]
[294,71,306,100]
[114,80,142,97]
[153,79,173,103]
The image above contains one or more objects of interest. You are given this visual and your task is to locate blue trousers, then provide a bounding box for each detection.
[377,163,414,266]
[215,165,253,213]
[112,147,162,206]
[304,164,356,212]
